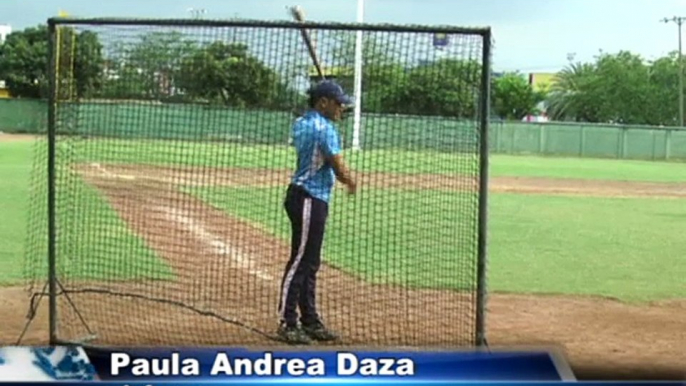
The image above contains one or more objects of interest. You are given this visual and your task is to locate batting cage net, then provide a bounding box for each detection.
[24,17,491,348]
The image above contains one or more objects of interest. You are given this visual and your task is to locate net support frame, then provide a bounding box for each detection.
[22,16,493,349]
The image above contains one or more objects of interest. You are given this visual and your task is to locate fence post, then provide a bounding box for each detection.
[579,125,586,156]
[665,129,672,160]
[652,130,657,160]
[538,124,545,154]
[619,126,628,159]
[510,121,515,154]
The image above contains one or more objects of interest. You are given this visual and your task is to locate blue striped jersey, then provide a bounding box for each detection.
[289,110,342,203]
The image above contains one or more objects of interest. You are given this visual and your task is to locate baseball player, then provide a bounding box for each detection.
[276,80,357,345]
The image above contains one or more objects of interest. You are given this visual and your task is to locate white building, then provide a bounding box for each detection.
[0,24,11,44]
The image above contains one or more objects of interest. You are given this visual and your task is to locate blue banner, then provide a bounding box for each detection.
[2,346,683,384]
[0,382,684,386]
[82,348,571,381]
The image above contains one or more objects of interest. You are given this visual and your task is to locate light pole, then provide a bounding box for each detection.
[662,16,686,127]
[188,8,207,19]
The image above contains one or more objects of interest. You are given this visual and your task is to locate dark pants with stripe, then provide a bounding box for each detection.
[278,184,329,327]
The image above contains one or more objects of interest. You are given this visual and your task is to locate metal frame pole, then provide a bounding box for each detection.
[475,29,492,347]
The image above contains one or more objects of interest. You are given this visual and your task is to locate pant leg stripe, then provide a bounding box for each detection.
[278,197,312,322]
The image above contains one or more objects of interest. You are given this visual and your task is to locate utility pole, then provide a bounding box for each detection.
[662,16,686,127]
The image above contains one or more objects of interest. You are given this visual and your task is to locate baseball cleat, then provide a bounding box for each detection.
[302,322,339,342]
[276,324,312,345]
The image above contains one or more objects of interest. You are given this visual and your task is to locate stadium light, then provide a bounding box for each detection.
[188,8,207,19]
[662,16,686,127]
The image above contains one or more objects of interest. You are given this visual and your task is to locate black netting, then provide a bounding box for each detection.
[25,18,490,347]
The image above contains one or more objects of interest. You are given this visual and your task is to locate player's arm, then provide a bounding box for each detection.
[329,154,356,193]
[321,126,357,194]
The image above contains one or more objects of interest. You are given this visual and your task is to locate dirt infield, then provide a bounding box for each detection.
[1,164,685,379]
[76,164,686,198]
[0,134,40,142]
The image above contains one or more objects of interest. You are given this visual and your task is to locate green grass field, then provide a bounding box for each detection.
[191,186,479,289]
[0,142,34,283]
[190,186,686,302]
[0,140,172,286]
[2,139,685,303]
[51,180,174,281]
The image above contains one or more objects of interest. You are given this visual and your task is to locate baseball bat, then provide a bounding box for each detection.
[289,6,325,81]
[290,6,355,120]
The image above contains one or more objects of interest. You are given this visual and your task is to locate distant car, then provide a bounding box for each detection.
[522,114,549,123]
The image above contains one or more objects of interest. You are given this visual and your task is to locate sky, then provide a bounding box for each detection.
[1,0,685,73]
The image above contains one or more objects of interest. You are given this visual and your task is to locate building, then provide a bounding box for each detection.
[0,25,11,98]
[0,81,8,98]
[0,24,11,44]
[526,72,558,122]
[528,72,557,93]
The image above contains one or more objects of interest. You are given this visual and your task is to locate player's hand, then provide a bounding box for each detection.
[346,180,357,195]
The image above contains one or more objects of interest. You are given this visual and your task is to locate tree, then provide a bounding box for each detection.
[0,24,104,99]
[328,33,408,113]
[546,61,601,122]
[55,28,105,100]
[0,25,49,98]
[647,52,680,126]
[305,34,485,117]
[546,50,682,126]
[398,58,482,118]
[72,31,105,98]
[103,31,198,100]
[492,72,545,120]
[592,51,656,124]
[176,41,290,108]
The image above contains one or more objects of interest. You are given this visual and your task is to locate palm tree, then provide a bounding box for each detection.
[546,62,598,122]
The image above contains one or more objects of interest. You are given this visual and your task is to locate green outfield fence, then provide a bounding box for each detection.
[3,98,686,160]
[0,99,47,134]
[491,120,686,161]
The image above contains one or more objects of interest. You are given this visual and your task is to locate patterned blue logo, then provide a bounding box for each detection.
[31,347,96,380]
[0,346,96,381]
